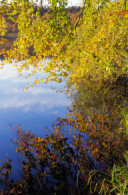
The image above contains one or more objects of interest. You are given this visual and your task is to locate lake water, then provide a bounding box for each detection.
[0,61,70,179]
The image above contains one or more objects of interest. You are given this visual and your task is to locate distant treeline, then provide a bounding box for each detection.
[4,6,81,33]
[39,6,81,13]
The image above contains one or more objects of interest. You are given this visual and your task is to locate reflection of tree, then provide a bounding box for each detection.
[0,112,128,194]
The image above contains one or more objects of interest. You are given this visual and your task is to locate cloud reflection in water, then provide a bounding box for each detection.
[0,63,70,113]
[0,62,70,173]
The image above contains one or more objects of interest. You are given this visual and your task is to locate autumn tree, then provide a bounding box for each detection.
[0,1,127,194]
[0,0,127,117]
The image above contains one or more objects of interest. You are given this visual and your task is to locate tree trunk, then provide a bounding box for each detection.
[39,0,44,15]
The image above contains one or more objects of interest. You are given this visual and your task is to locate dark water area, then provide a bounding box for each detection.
[0,61,70,179]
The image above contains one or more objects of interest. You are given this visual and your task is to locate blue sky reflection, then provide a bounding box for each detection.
[0,62,70,177]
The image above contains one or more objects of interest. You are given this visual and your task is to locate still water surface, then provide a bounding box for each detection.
[0,61,70,178]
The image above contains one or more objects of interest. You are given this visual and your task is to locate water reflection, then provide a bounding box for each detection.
[0,62,70,112]
[0,61,70,177]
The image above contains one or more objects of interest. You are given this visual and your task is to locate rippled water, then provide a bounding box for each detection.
[0,61,70,179]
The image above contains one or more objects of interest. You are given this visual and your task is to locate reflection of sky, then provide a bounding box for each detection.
[0,62,70,179]
[0,61,70,127]
[0,63,70,113]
